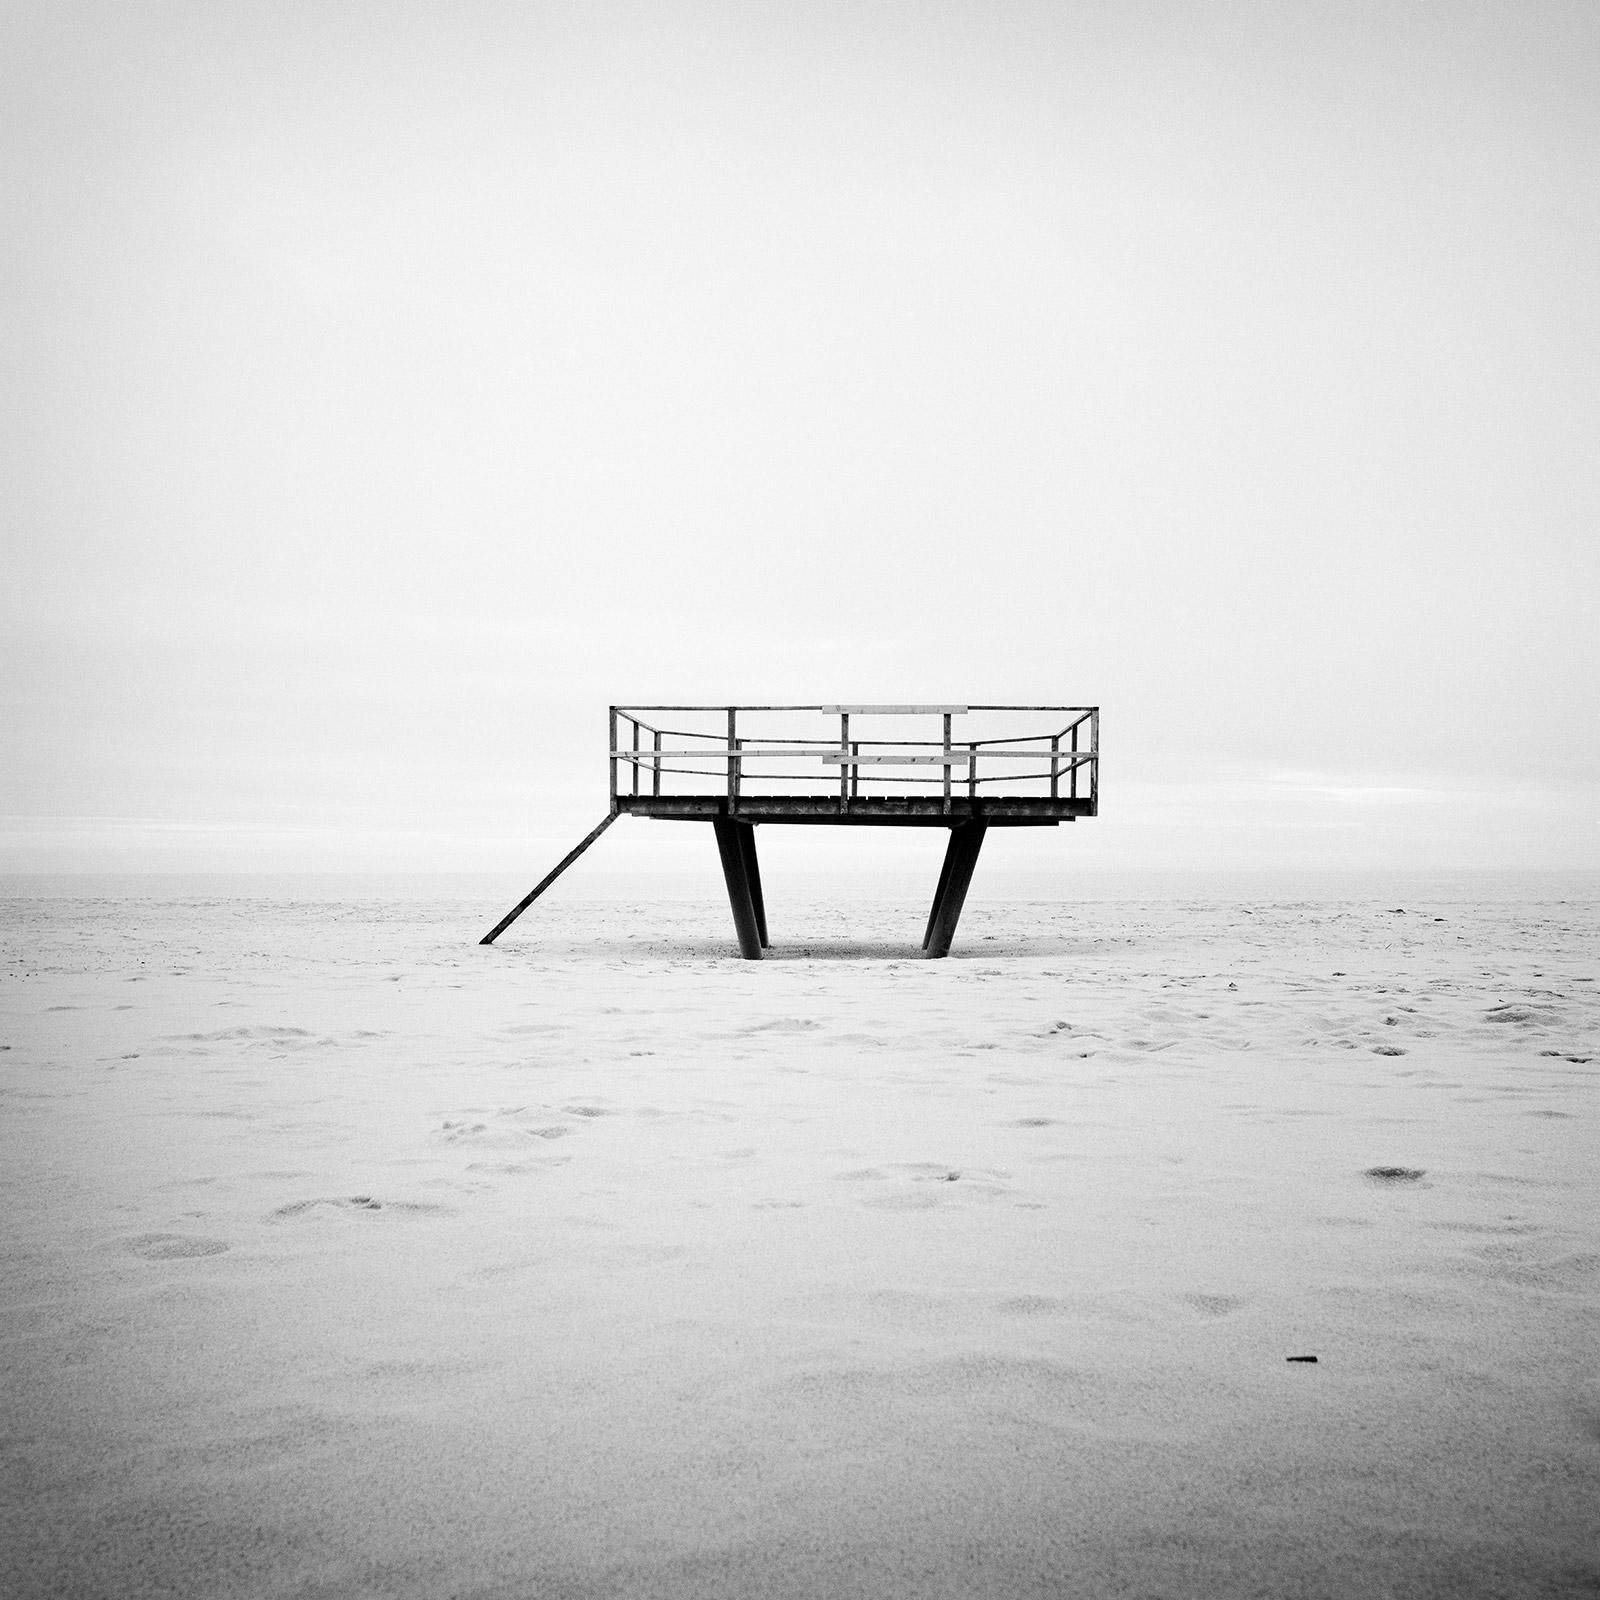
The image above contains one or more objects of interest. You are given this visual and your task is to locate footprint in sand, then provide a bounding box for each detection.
[436,1117,570,1146]
[1183,1292,1246,1317]
[1481,1004,1559,1027]
[997,1294,1068,1318]
[466,1158,571,1175]
[268,1196,452,1221]
[838,1162,1011,1209]
[126,1233,230,1259]
[1364,1166,1426,1183]
[1373,1044,1407,1056]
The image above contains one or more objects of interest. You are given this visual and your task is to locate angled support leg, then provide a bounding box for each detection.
[924,823,986,960]
[713,819,765,960]
[737,822,768,947]
[922,834,957,950]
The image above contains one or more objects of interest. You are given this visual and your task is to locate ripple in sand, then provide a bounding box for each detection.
[126,1232,230,1259]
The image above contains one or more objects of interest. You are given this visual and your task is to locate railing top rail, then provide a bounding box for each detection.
[611,746,1098,761]
[612,703,1096,715]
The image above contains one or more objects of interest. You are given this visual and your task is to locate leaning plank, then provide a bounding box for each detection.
[479,812,619,945]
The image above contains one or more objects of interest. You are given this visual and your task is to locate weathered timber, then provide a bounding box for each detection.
[614,794,1085,825]
[922,836,956,950]
[480,812,619,945]
[713,819,764,960]
[739,822,768,947]
[924,824,986,959]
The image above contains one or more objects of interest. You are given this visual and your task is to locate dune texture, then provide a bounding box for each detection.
[3,888,1598,1598]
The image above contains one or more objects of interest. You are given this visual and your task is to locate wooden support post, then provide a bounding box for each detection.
[968,742,977,801]
[713,819,764,960]
[653,729,661,796]
[839,712,849,811]
[728,707,740,812]
[608,707,618,810]
[632,717,640,796]
[942,712,952,813]
[1051,734,1060,799]
[738,822,768,947]
[923,823,986,959]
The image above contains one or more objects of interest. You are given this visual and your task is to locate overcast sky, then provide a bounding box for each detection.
[4,1,1597,879]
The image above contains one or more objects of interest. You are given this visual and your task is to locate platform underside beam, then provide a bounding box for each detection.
[617,794,1083,826]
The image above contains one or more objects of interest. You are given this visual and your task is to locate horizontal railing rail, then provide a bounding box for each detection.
[607,704,1099,813]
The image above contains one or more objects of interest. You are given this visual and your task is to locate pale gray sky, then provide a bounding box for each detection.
[4,1,1597,877]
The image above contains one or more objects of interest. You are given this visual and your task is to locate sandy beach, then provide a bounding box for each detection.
[3,882,1597,1597]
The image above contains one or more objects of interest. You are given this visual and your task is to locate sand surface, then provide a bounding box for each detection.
[3,887,1598,1598]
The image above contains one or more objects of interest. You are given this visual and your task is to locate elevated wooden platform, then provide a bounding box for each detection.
[482,704,1098,958]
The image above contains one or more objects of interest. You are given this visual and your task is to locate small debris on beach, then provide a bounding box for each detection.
[1286,1355,1319,1364]
[1365,1166,1425,1183]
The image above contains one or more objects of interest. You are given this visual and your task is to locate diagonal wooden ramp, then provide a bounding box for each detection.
[479,813,618,945]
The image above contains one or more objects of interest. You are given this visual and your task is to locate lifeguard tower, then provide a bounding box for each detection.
[481,704,1099,958]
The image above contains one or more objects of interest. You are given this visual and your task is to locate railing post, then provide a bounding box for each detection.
[1070,722,1079,800]
[653,728,661,797]
[727,706,740,812]
[839,712,849,812]
[942,712,952,814]
[969,742,977,800]
[632,716,640,796]
[851,742,860,799]
[1051,734,1060,799]
[1089,708,1099,810]
[609,706,618,812]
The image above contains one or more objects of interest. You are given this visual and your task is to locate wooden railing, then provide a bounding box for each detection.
[608,704,1099,812]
